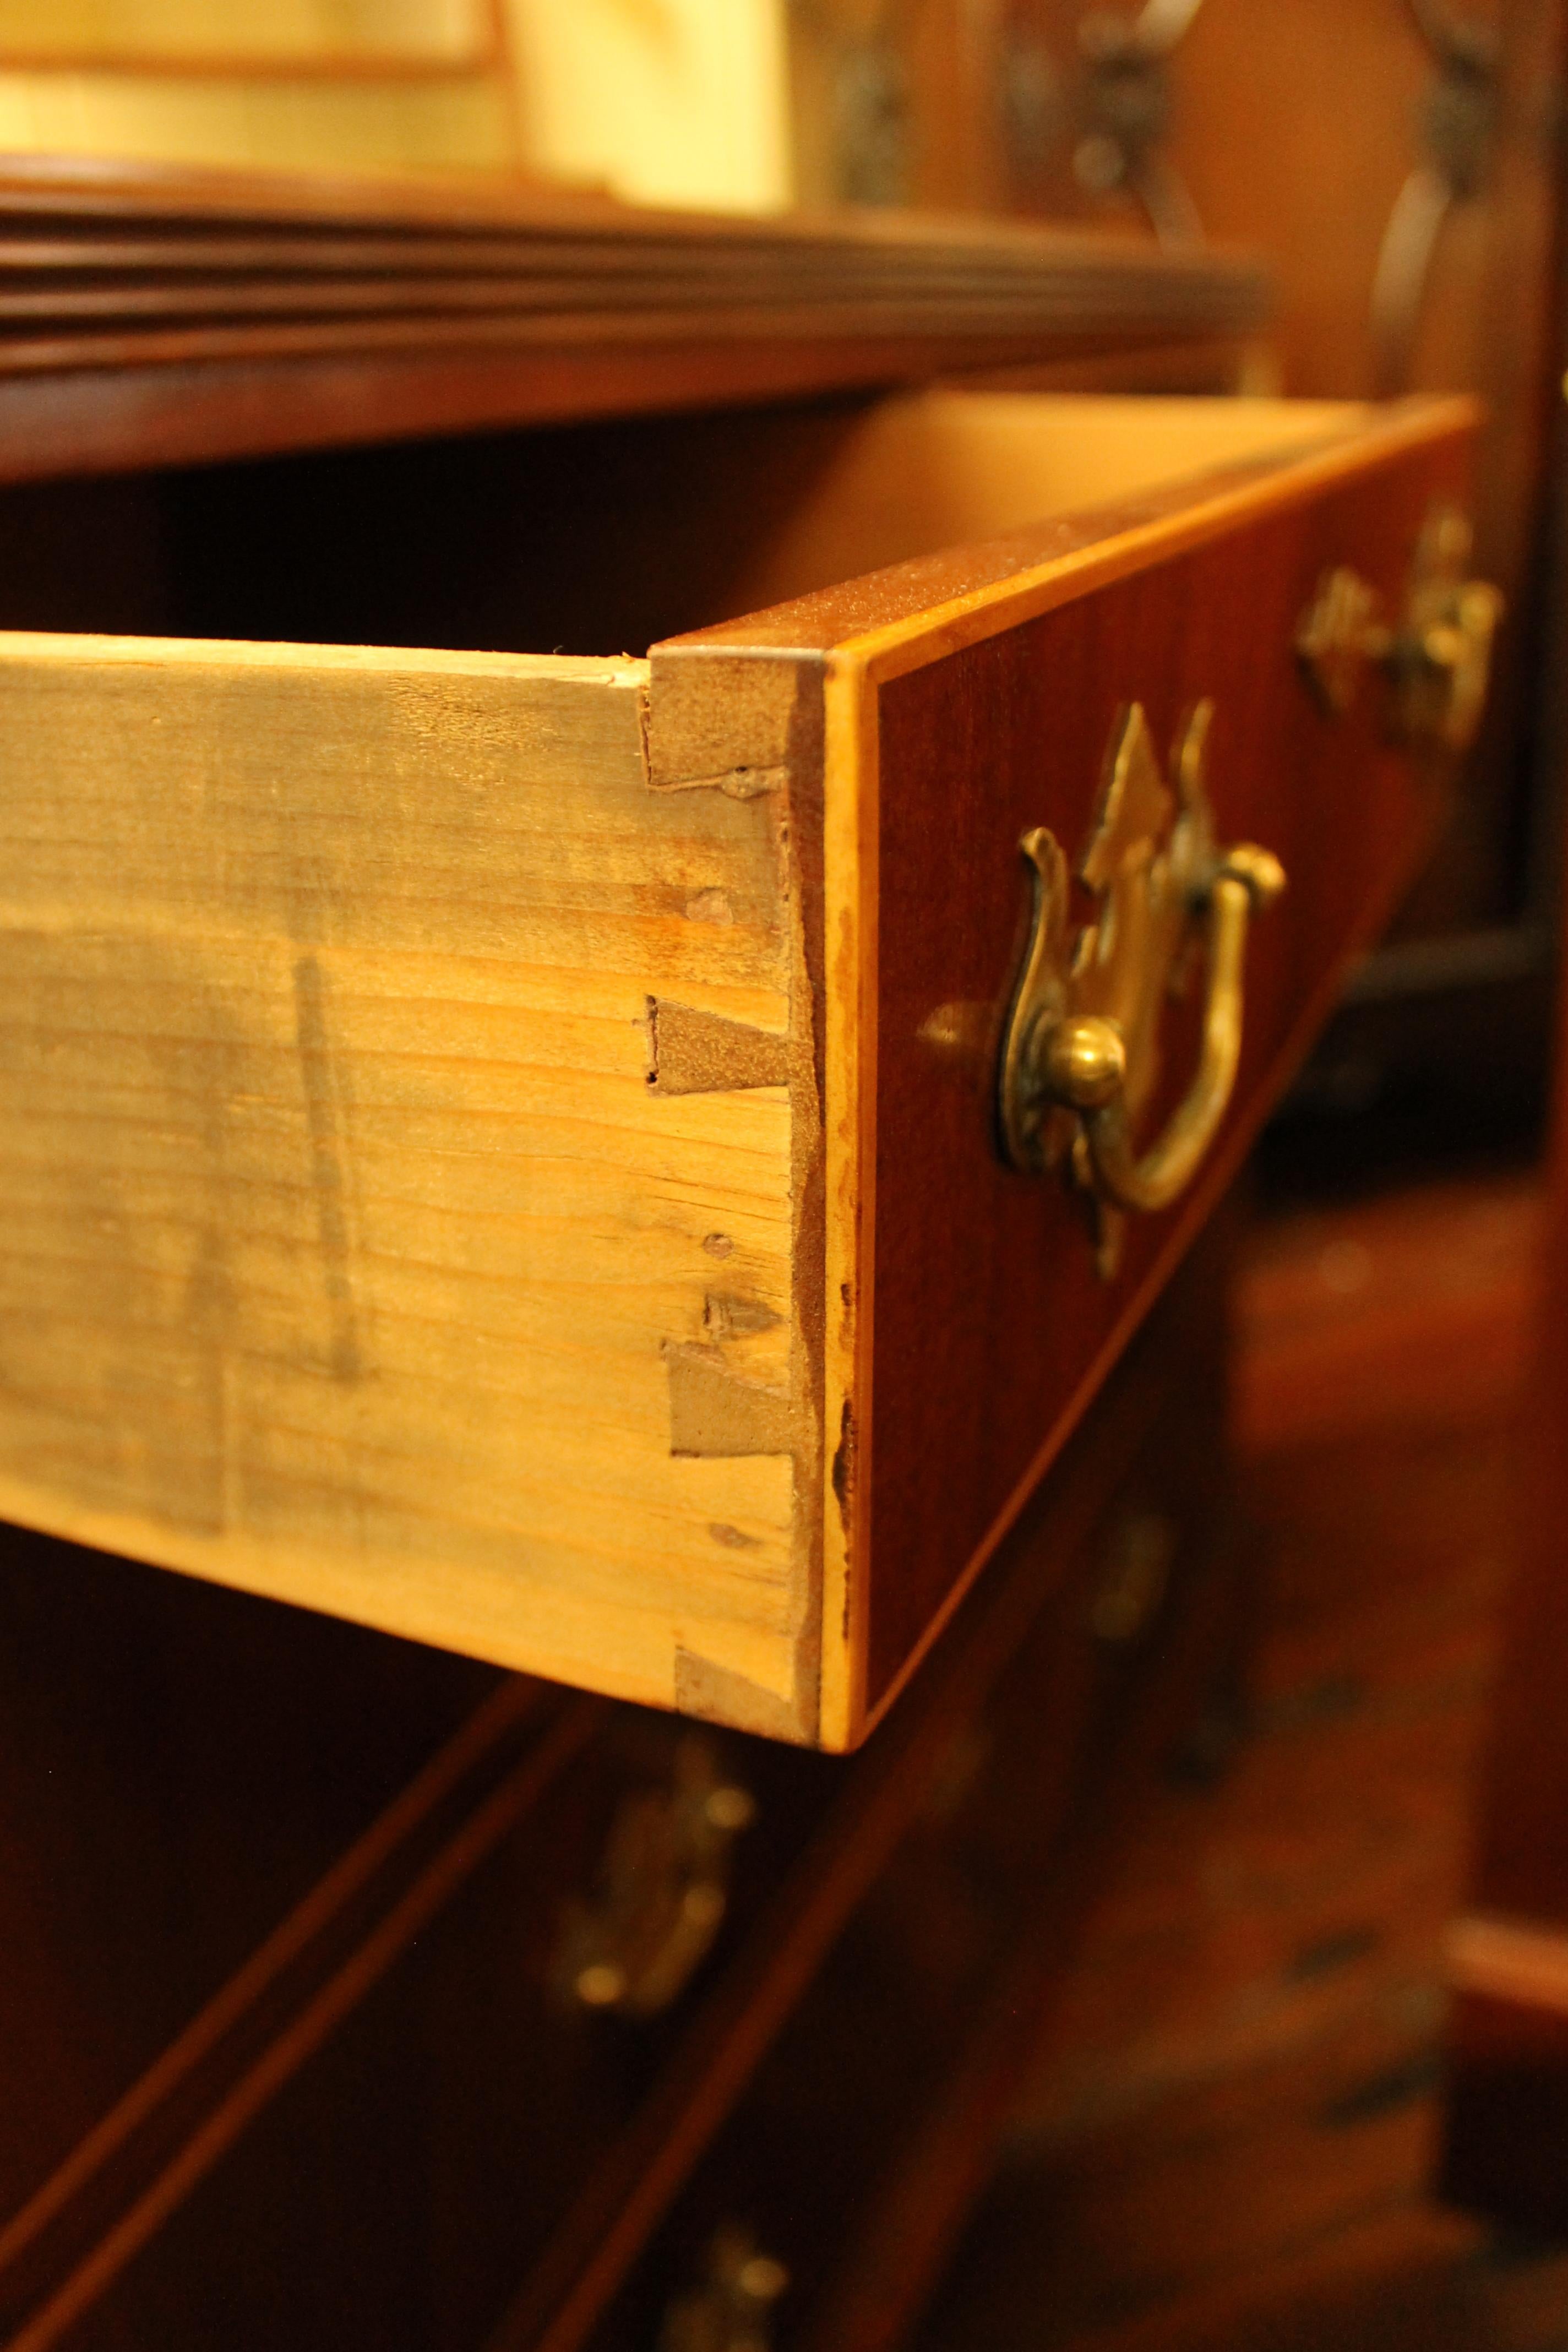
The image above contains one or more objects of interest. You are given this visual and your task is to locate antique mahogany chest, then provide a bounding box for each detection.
[0,156,1498,2350]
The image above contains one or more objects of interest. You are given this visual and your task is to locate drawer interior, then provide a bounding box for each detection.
[699,390,1365,618]
[0,392,1367,657]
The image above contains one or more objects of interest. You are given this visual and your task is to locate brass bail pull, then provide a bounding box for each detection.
[1041,845,1283,1216]
[1295,500,1502,752]
[997,701,1284,1270]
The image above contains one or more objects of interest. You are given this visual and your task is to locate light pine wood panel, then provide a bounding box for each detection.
[0,636,812,1730]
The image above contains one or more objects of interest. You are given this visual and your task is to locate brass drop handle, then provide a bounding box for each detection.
[1296,502,1502,753]
[1034,841,1284,1216]
[1090,1508,1179,1644]
[659,2226,789,2352]
[553,1734,756,2019]
[997,701,1283,1275]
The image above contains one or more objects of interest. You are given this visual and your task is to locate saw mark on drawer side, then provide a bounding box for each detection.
[645,999,790,1095]
[291,954,367,1388]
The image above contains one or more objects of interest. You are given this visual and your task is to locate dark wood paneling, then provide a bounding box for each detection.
[995,0,1562,962]
[2,1216,1240,2352]
[1445,1989,1568,2241]
[0,331,1265,492]
[0,1527,502,2273]
[913,1168,1547,2352]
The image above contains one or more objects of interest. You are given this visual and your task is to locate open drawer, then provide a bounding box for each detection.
[0,389,1484,1748]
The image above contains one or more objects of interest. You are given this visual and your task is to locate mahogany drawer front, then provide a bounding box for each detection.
[848,433,1464,1721]
[0,1525,500,2258]
[0,390,1477,1747]
[6,1683,836,2352]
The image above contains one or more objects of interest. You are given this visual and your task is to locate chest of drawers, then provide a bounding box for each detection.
[0,155,1505,2352]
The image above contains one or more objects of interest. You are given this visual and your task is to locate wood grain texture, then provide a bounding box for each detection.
[650,397,1469,1747]
[3,1227,1230,2352]
[0,1687,606,2352]
[0,335,1276,494]
[671,397,1475,656]
[0,154,1270,483]
[0,637,812,1729]
[0,1521,502,2330]
[1009,0,1564,953]
[579,1218,1240,2352]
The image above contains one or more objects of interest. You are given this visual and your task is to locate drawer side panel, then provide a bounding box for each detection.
[0,641,811,1728]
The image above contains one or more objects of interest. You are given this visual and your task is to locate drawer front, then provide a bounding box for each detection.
[854,431,1463,1720]
[10,1690,835,2352]
[657,394,1479,1745]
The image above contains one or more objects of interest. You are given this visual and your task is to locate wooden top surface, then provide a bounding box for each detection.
[0,146,1265,265]
[0,152,1270,481]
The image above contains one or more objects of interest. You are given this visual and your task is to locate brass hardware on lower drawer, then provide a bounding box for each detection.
[1297,502,1502,752]
[1090,1509,1179,1643]
[554,1735,755,2018]
[659,2225,789,2352]
[997,699,1283,1276]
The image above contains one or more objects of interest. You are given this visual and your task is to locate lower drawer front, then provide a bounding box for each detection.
[16,1226,1231,2352]
[581,1282,1237,2352]
[15,1694,837,2352]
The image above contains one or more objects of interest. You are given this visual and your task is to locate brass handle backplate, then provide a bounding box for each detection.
[997,700,1283,1278]
[1296,501,1502,752]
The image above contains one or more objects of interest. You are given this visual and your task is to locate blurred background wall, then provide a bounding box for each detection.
[0,1,794,198]
[0,0,1554,1151]
[785,0,1561,998]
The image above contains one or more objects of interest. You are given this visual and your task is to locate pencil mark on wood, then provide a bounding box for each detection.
[709,1522,761,1549]
[292,954,364,1384]
[704,1292,784,1340]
